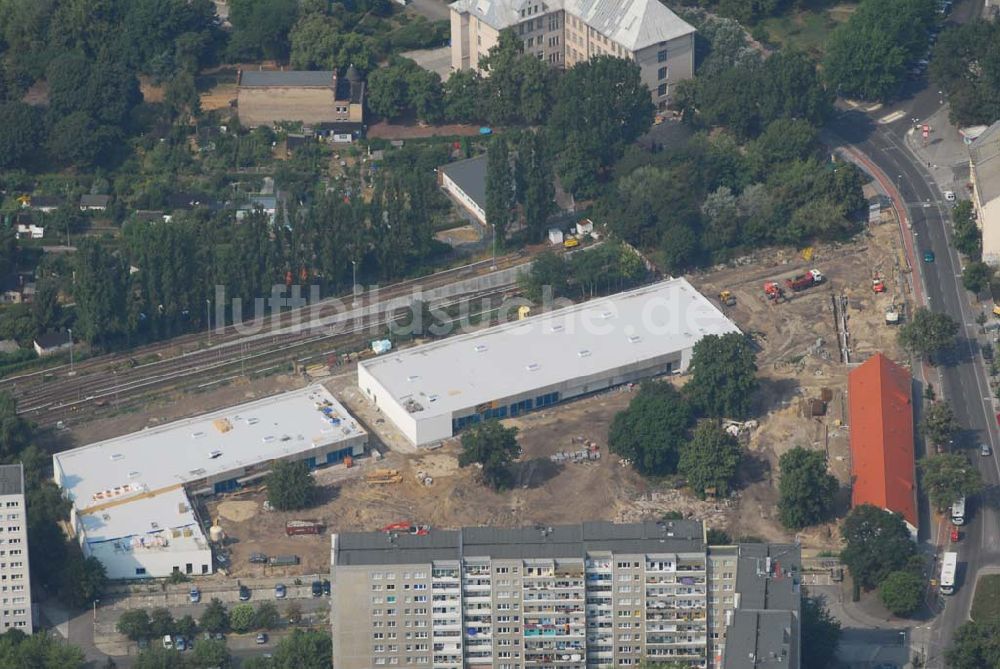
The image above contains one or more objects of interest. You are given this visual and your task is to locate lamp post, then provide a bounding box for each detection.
[491,223,497,271]
[351,260,358,308]
[206,298,212,345]
[67,328,74,375]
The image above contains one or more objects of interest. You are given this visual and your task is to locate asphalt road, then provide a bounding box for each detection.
[826,2,999,663]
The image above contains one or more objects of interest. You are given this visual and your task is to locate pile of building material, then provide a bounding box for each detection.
[551,442,601,464]
[365,468,402,485]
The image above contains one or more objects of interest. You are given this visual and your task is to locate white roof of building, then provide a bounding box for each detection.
[54,385,364,513]
[79,488,207,555]
[450,0,694,51]
[360,278,739,418]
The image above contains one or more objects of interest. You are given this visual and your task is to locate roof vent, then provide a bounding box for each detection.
[191,431,206,439]
[110,453,124,461]
[128,471,140,478]
[601,311,613,319]
[628,335,642,344]
[474,344,487,353]
[550,324,564,332]
[578,349,591,358]
[526,363,540,371]
[407,375,420,382]
[209,450,223,459]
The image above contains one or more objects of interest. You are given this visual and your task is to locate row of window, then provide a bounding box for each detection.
[372,571,429,580]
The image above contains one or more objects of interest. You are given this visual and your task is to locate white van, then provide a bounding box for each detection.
[162,635,173,649]
[951,497,966,526]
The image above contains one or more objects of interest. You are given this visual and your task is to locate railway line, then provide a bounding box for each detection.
[5,254,531,428]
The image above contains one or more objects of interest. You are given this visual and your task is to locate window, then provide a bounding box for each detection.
[657,83,668,97]
[658,67,667,80]
[135,568,146,576]
[657,49,667,62]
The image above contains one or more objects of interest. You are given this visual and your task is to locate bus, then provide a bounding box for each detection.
[952,497,966,526]
[940,551,958,595]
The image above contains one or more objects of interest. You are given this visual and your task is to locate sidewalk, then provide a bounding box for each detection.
[903,106,972,197]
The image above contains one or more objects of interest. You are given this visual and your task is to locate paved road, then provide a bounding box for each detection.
[826,1,997,664]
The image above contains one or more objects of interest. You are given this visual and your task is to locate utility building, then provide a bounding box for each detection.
[53,385,367,580]
[358,278,740,447]
[847,352,918,538]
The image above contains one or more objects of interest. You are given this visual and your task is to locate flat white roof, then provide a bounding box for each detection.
[55,385,365,512]
[80,488,207,554]
[359,278,739,418]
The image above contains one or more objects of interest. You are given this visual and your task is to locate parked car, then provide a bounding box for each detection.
[249,552,268,564]
[945,190,956,202]
[311,580,323,597]
[982,443,992,457]
[322,579,331,596]
[176,637,187,652]
[189,587,200,603]
[275,583,286,599]
[256,633,269,645]
[923,250,935,263]
[239,585,251,601]
[162,635,173,650]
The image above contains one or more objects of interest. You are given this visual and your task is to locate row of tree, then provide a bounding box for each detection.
[518,243,648,303]
[131,628,331,669]
[118,599,281,641]
[932,20,1000,127]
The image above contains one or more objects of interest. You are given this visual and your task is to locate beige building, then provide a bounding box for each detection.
[0,465,32,634]
[330,521,800,669]
[449,0,695,109]
[970,120,1000,266]
[236,67,365,133]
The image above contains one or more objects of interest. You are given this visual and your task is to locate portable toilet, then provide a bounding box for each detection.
[548,228,564,245]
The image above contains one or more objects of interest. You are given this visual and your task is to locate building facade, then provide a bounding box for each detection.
[331,521,801,669]
[440,154,488,226]
[236,67,365,132]
[449,0,695,109]
[0,465,32,634]
[969,120,1000,266]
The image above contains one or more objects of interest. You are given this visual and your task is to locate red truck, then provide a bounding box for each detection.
[286,520,324,536]
[784,269,824,292]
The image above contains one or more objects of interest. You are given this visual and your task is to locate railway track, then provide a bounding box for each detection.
[14,265,527,428]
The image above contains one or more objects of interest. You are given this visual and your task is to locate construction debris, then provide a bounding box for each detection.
[365,468,403,485]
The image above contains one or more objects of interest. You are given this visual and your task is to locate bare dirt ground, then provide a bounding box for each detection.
[367,121,483,140]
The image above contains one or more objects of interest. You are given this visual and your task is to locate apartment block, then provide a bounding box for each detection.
[331,521,800,669]
[449,0,696,109]
[0,465,31,634]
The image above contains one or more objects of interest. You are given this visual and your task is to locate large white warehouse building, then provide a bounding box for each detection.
[358,278,740,447]
[53,385,367,580]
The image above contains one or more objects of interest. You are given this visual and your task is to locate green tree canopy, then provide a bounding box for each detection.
[227,0,299,61]
[878,569,925,617]
[271,629,333,668]
[931,21,1000,127]
[840,504,916,590]
[608,382,694,477]
[0,102,45,170]
[229,603,256,634]
[963,261,993,295]
[519,250,569,303]
[897,308,959,359]
[149,607,175,638]
[920,402,960,447]
[919,454,983,512]
[478,30,552,127]
[200,598,230,634]
[800,595,841,669]
[266,459,317,511]
[684,332,758,419]
[135,645,185,669]
[254,602,280,630]
[191,637,231,668]
[946,619,1000,669]
[0,630,86,669]
[458,420,520,490]
[678,420,742,498]
[117,609,153,641]
[778,447,838,530]
[486,136,514,244]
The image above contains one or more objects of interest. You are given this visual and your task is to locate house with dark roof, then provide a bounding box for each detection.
[236,67,365,133]
[34,331,72,357]
[26,195,63,213]
[79,194,111,211]
[848,352,917,537]
[970,120,1000,266]
[439,153,487,225]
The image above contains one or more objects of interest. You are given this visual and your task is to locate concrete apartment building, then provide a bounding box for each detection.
[449,0,696,109]
[0,465,32,634]
[969,120,1000,266]
[330,521,800,669]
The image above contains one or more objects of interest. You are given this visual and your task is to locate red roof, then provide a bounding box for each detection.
[848,353,917,531]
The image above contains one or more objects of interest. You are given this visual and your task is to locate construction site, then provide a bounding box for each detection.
[194,201,912,576]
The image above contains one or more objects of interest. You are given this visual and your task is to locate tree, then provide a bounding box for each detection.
[366,63,412,120]
[952,201,982,259]
[919,454,983,512]
[227,0,299,61]
[946,619,1000,669]
[963,261,993,295]
[135,646,185,669]
[684,333,758,419]
[678,421,742,498]
[266,459,316,511]
[840,504,916,590]
[254,602,279,630]
[897,308,959,358]
[32,278,61,336]
[920,401,959,447]
[485,136,514,245]
[800,595,841,669]
[0,630,86,668]
[229,603,256,634]
[608,382,694,477]
[191,638,231,668]
[517,132,555,243]
[271,629,333,668]
[823,0,936,101]
[200,598,229,634]
[0,392,32,460]
[443,69,482,123]
[0,102,44,169]
[116,609,152,641]
[931,21,1000,127]
[175,614,198,638]
[478,30,551,126]
[72,239,129,349]
[58,553,106,608]
[548,55,654,198]
[149,607,175,638]
[878,569,925,617]
[285,602,303,625]
[519,250,569,303]
[705,528,732,545]
[458,420,520,490]
[777,447,838,530]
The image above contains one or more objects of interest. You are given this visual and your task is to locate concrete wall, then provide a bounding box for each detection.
[86,543,213,581]
[358,362,420,445]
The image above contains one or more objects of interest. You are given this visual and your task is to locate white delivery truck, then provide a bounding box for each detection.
[940,551,958,595]
[951,497,966,526]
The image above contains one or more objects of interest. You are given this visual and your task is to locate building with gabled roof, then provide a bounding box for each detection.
[236,67,365,132]
[847,352,917,537]
[449,0,695,110]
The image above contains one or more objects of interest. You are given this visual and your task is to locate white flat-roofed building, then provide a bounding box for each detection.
[54,385,367,580]
[358,278,740,446]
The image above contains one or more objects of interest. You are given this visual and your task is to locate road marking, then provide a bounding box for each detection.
[880,110,906,124]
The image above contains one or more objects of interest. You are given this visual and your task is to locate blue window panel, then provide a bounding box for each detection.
[214,478,239,494]
[303,457,317,470]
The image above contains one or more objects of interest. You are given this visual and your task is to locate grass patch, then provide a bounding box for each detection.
[759,4,853,59]
[971,574,1000,622]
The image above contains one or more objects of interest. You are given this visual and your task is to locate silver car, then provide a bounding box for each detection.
[982,443,991,457]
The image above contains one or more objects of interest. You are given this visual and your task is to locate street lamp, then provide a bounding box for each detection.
[351,260,358,308]
[491,223,497,271]
[67,328,74,375]
[206,298,212,345]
